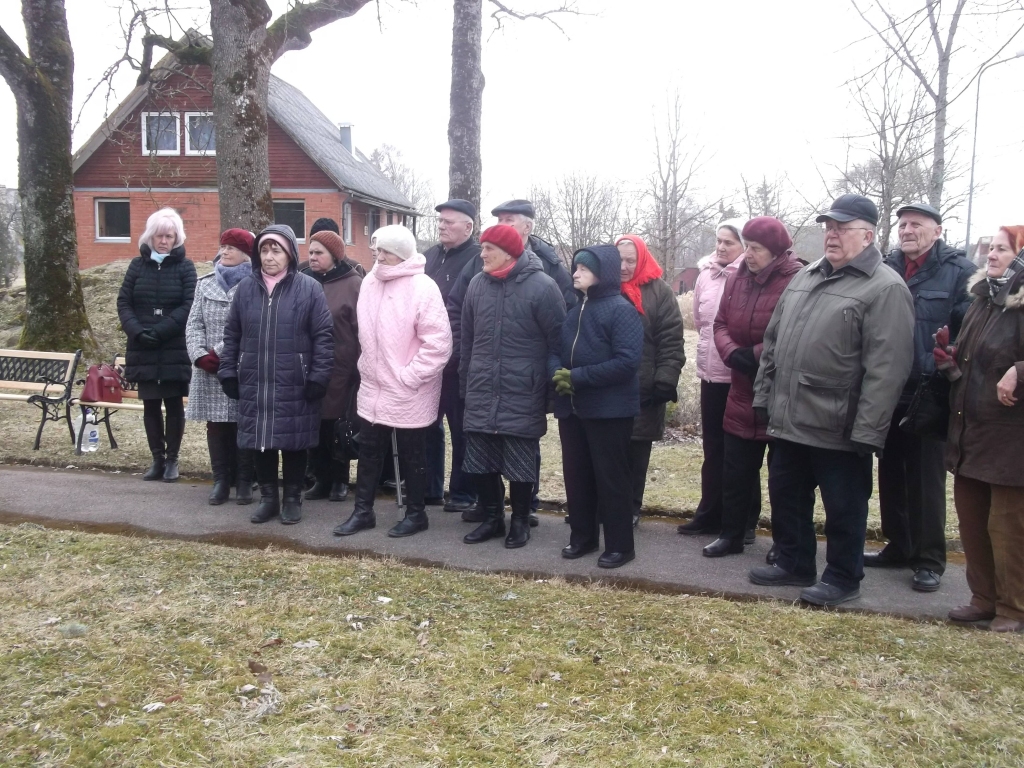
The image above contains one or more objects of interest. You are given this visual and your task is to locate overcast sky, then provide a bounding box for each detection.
[1,0,1022,244]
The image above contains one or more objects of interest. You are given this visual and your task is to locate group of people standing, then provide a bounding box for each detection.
[116,193,1024,628]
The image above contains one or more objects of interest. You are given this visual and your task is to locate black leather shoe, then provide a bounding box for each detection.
[208,477,230,506]
[461,504,487,523]
[800,582,861,606]
[424,496,445,506]
[505,516,530,549]
[561,541,599,559]
[142,453,165,481]
[702,537,744,558]
[765,542,780,564]
[598,550,635,569]
[528,511,539,528]
[388,510,428,538]
[162,457,179,483]
[463,508,505,544]
[251,485,280,524]
[444,499,476,513]
[280,485,303,525]
[677,518,720,536]
[744,528,756,545]
[328,481,349,502]
[912,569,941,592]
[333,509,375,536]
[748,564,816,587]
[863,548,908,568]
[304,481,330,501]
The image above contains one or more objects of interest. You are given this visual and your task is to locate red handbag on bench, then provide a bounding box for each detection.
[81,364,123,403]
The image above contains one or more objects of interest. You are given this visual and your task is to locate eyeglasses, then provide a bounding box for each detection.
[822,224,872,234]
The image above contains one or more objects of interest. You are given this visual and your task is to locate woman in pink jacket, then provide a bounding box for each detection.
[333,225,452,539]
[678,220,744,536]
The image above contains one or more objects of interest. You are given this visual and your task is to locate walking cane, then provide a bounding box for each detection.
[391,429,404,510]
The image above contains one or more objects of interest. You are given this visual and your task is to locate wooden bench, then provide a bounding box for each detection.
[71,355,188,454]
[0,348,82,449]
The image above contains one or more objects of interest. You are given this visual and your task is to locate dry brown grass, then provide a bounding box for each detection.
[0,523,1020,767]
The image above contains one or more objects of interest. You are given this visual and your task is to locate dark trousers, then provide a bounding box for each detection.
[559,414,635,554]
[628,440,653,517]
[720,434,771,542]
[309,419,351,485]
[143,397,185,457]
[426,369,475,503]
[877,405,947,573]
[695,381,730,526]
[355,423,427,511]
[254,449,306,487]
[769,439,873,591]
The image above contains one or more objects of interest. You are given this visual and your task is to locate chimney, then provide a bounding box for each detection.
[339,123,353,154]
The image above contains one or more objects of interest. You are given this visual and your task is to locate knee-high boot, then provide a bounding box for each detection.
[505,481,532,549]
[464,473,506,544]
[207,423,231,505]
[235,448,255,505]
[163,413,185,483]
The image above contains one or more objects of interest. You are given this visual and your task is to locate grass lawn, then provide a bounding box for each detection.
[1,524,1021,767]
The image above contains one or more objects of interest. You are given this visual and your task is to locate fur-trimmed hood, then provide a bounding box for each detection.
[967,268,1024,311]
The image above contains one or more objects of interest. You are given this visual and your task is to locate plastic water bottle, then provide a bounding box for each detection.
[84,410,100,452]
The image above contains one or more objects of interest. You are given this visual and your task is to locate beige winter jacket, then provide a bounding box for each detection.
[752,244,914,452]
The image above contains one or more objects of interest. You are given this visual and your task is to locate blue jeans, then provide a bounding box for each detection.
[425,369,476,504]
[769,439,873,591]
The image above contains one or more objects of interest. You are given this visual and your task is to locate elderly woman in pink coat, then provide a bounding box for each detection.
[333,225,452,539]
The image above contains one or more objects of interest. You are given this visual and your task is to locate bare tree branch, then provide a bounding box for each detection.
[487,0,586,37]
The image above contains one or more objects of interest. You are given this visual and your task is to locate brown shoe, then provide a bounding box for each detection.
[948,604,995,623]
[989,616,1024,633]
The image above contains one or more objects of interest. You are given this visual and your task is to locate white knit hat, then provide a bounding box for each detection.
[372,224,417,261]
[717,218,747,244]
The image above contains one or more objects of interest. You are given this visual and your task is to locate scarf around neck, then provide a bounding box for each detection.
[615,235,663,314]
[489,256,519,280]
[986,249,1024,296]
[215,260,251,293]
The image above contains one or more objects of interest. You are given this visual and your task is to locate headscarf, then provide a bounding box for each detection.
[615,234,663,315]
[987,225,1024,296]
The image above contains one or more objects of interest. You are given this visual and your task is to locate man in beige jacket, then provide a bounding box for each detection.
[749,194,914,606]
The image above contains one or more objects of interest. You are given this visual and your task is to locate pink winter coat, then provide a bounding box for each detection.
[693,255,738,383]
[356,254,453,428]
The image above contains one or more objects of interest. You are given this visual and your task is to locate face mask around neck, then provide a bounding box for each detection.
[150,251,168,264]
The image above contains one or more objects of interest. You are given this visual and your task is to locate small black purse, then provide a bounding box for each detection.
[899,372,951,440]
[331,382,361,462]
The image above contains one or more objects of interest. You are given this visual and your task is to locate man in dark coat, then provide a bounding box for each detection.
[422,199,481,516]
[870,203,977,592]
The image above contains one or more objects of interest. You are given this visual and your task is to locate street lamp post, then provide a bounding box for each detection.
[965,49,1024,256]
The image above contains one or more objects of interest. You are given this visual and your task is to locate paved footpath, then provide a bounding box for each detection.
[0,464,969,622]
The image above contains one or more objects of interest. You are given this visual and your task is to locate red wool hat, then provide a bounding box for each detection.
[220,228,254,253]
[741,217,792,258]
[480,224,524,258]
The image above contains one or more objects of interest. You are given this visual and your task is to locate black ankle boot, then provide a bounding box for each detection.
[702,537,744,558]
[251,483,280,523]
[281,485,303,525]
[143,451,165,481]
[235,449,255,505]
[389,505,428,538]
[464,505,506,544]
[505,497,531,549]
[333,507,375,536]
[163,454,180,483]
[304,480,331,501]
[208,476,230,505]
[329,481,349,502]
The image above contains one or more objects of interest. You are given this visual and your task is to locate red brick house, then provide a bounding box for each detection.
[72,61,417,271]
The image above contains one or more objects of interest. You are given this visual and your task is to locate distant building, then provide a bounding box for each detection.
[71,57,416,270]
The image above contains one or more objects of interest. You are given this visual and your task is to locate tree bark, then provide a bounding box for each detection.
[0,0,95,353]
[448,0,484,219]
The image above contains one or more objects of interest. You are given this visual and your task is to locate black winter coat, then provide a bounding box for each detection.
[425,237,481,372]
[633,278,686,441]
[219,225,334,452]
[459,252,566,439]
[885,239,976,398]
[555,245,643,421]
[116,245,197,385]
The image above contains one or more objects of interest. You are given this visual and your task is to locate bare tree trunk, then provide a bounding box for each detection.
[448,0,484,218]
[0,0,95,353]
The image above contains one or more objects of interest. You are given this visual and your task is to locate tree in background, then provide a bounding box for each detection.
[370,143,438,247]
[0,189,21,288]
[0,0,96,352]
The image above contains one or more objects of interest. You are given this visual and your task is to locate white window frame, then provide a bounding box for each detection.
[141,112,181,156]
[272,200,306,244]
[94,198,132,242]
[184,111,216,156]
[342,202,353,245]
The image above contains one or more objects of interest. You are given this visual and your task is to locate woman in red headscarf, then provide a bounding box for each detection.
[615,235,686,527]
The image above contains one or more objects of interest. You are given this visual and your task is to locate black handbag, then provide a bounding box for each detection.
[899,372,951,440]
[331,382,360,462]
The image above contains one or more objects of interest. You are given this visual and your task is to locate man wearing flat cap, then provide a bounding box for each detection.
[748,193,914,606]
[870,202,976,592]
[423,199,482,516]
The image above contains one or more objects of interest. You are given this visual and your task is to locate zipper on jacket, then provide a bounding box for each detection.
[259,290,273,452]
[569,297,587,411]
[299,353,306,384]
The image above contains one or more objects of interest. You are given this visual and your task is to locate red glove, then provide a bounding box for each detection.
[932,326,961,381]
[195,349,220,374]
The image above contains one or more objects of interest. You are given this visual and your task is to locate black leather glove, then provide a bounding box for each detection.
[304,380,327,401]
[137,330,160,349]
[753,407,769,427]
[221,377,240,400]
[728,347,759,378]
[852,441,877,459]
[650,382,679,406]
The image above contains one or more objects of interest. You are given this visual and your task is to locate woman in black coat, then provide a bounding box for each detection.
[116,208,197,482]
[219,224,334,526]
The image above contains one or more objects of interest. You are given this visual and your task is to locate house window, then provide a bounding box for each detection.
[342,202,353,245]
[272,200,306,242]
[386,211,394,226]
[95,199,131,241]
[368,208,381,235]
[185,112,216,155]
[141,112,180,155]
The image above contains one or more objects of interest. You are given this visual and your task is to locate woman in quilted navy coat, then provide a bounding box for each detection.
[554,245,643,568]
[219,225,334,526]
[117,208,197,483]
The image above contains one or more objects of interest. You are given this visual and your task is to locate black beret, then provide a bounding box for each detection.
[895,202,942,225]
[434,199,477,220]
[490,199,536,218]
